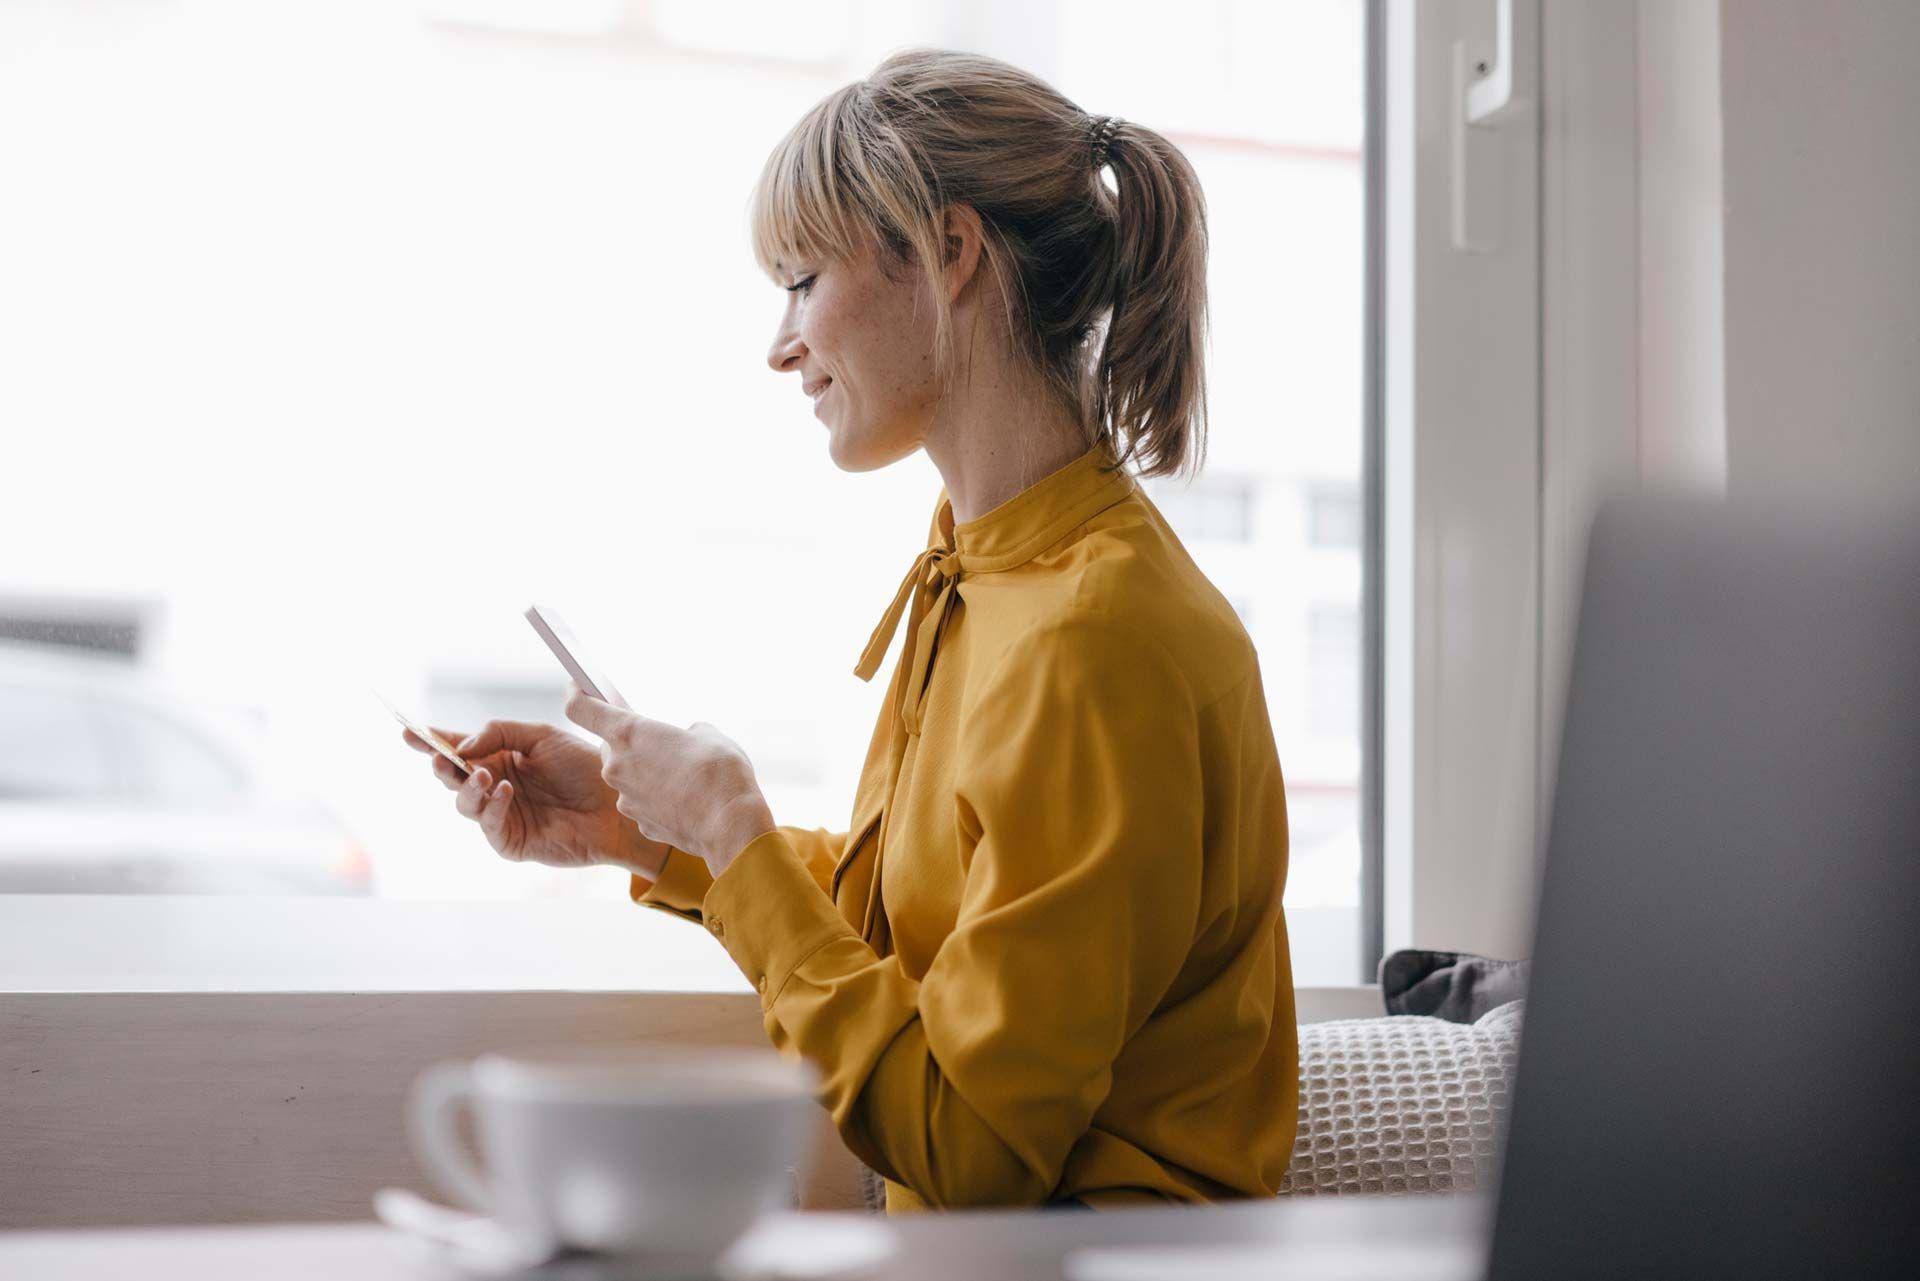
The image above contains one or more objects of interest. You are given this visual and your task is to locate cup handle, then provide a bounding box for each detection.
[407,1060,495,1215]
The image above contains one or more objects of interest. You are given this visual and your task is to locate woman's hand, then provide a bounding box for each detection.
[561,682,776,879]
[401,718,670,877]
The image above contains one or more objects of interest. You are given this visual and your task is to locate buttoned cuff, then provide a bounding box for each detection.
[701,828,857,1005]
[627,846,714,924]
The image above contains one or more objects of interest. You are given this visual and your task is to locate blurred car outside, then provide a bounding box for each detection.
[0,639,372,895]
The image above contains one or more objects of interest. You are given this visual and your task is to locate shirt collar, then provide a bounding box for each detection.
[931,440,1138,574]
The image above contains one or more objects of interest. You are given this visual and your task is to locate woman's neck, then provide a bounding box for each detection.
[920,371,1093,525]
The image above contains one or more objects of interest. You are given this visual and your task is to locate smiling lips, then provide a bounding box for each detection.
[804,378,833,400]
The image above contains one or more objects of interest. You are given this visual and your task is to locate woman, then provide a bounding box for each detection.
[406,48,1296,1212]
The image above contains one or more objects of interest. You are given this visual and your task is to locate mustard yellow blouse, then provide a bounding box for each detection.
[630,442,1297,1211]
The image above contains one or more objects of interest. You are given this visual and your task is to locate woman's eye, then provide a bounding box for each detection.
[786,275,816,295]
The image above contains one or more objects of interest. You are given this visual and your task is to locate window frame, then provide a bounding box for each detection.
[1381,0,1547,965]
[1378,0,1641,966]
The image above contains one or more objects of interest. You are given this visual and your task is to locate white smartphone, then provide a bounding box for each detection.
[374,689,473,775]
[524,605,631,710]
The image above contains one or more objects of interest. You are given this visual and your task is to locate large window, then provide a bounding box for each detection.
[0,0,1370,984]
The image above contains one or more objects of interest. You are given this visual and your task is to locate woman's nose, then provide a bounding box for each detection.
[767,322,806,375]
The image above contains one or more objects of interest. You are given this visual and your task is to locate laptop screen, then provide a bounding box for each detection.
[1487,497,1920,1280]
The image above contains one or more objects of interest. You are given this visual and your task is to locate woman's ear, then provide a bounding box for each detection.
[941,204,985,303]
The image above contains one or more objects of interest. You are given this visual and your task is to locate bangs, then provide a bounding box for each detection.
[748,87,874,283]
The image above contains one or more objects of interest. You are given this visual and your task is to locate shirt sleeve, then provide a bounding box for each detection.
[698,618,1206,1207]
[628,826,845,924]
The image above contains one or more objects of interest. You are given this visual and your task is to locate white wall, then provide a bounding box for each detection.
[1635,0,1725,493]
[1637,0,1920,505]
[1717,1,1920,506]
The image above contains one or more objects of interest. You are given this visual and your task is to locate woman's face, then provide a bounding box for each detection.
[766,232,944,473]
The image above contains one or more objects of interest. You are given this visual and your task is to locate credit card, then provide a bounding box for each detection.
[374,689,473,774]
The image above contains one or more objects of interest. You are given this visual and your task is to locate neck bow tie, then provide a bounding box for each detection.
[854,543,963,736]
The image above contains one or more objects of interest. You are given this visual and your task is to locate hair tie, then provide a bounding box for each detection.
[1087,114,1121,171]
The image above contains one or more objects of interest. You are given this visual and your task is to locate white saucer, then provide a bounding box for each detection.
[375,1189,892,1281]
[718,1215,895,1281]
[386,1219,713,1281]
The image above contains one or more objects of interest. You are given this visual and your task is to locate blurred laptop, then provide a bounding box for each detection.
[1486,494,1920,1280]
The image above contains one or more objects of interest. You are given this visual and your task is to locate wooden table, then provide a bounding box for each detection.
[0,1196,1489,1281]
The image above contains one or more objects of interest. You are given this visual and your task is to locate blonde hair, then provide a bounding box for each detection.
[748,47,1210,480]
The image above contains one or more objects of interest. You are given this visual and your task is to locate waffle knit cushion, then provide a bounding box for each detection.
[1282,1000,1523,1196]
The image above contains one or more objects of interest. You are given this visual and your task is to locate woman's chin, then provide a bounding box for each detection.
[827,426,914,474]
[825,427,860,472]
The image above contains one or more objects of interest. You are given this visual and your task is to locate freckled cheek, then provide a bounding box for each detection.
[805,298,858,361]
[817,311,896,382]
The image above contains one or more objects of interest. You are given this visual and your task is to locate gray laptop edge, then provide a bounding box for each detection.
[1487,495,1920,1280]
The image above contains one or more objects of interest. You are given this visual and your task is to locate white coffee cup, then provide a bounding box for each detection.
[407,1045,819,1264]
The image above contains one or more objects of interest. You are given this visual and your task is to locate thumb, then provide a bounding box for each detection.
[447,723,499,757]
[452,719,548,758]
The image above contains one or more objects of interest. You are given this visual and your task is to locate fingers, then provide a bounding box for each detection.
[477,775,514,849]
[562,682,620,738]
[567,687,677,755]
[454,721,504,758]
[453,760,487,821]
[431,753,468,791]
[432,751,514,853]
[408,723,515,857]
[453,764,495,819]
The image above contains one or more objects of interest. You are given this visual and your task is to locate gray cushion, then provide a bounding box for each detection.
[1380,948,1530,1022]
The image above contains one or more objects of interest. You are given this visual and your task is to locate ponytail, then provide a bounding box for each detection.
[1086,121,1211,479]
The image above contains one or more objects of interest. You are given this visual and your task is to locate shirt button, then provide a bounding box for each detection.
[757,974,768,997]
[708,915,724,939]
